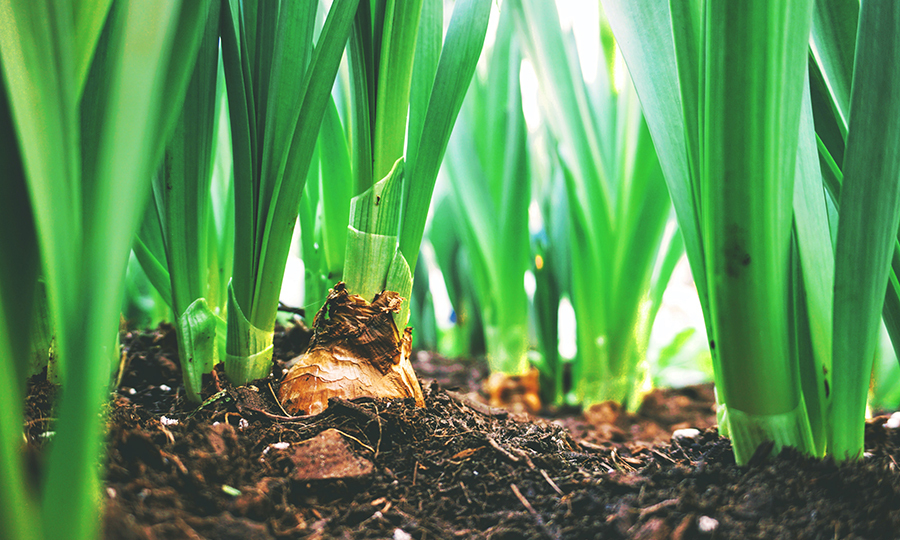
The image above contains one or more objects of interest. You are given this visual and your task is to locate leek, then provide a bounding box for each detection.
[220,0,360,385]
[279,0,492,414]
[604,0,900,463]
[134,1,224,402]
[441,4,534,405]
[0,2,210,539]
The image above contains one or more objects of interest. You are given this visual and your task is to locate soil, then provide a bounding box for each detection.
[21,323,900,539]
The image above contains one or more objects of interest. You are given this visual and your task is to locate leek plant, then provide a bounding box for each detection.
[0,67,39,540]
[219,0,360,385]
[603,0,900,462]
[441,5,536,408]
[278,0,492,414]
[512,0,684,410]
[0,3,211,540]
[133,1,225,403]
[530,138,573,407]
[426,195,487,359]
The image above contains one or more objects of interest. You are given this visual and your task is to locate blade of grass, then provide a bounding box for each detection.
[72,0,113,98]
[373,0,424,181]
[600,0,713,351]
[515,0,676,409]
[791,76,833,456]
[44,3,210,538]
[442,2,530,377]
[157,0,222,401]
[0,0,208,536]
[809,0,858,139]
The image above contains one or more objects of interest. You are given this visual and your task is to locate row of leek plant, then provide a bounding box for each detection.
[603,0,900,462]
[0,0,490,535]
[124,0,491,412]
[0,3,212,540]
[133,0,361,397]
[429,0,684,411]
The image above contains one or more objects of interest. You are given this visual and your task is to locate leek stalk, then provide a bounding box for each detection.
[220,0,360,385]
[0,2,210,538]
[279,0,492,414]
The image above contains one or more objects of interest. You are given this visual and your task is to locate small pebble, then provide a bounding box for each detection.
[698,516,718,533]
[262,441,290,455]
[159,384,172,392]
[887,412,900,429]
[160,416,179,426]
[107,487,117,499]
[238,418,249,430]
[673,428,701,441]
[393,529,412,540]
[864,452,875,459]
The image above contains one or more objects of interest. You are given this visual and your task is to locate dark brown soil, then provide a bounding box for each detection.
[21,324,900,539]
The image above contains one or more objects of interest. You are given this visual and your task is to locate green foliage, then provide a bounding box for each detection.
[604,0,900,462]
[441,4,531,377]
[333,0,493,332]
[220,0,360,384]
[0,1,210,538]
[513,0,682,410]
[134,1,224,402]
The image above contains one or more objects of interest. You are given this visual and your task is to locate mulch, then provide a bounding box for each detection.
[20,324,900,539]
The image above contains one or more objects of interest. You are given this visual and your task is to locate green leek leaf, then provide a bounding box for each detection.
[829,1,900,460]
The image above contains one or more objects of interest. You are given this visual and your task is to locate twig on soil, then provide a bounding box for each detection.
[510,445,536,469]
[488,436,520,463]
[269,382,291,417]
[459,481,474,505]
[246,408,315,422]
[539,469,564,496]
[329,397,378,423]
[650,447,676,464]
[373,403,383,459]
[577,439,605,452]
[511,483,560,540]
[445,389,508,418]
[639,498,679,518]
[160,450,188,475]
[334,429,375,454]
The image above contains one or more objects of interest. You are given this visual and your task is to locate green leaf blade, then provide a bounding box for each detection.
[829,0,900,461]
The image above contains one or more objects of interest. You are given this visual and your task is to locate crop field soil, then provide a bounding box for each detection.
[23,325,900,539]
